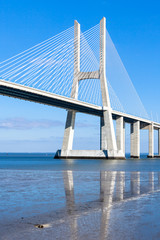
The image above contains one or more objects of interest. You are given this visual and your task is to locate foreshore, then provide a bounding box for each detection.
[2,159,160,239]
[2,188,160,240]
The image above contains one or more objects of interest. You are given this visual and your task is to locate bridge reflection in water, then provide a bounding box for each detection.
[45,171,160,240]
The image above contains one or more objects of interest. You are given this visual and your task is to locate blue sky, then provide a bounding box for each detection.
[0,0,160,152]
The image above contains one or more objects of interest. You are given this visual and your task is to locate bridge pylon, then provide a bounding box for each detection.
[55,17,125,159]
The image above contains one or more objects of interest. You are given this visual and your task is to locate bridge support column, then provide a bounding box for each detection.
[116,116,125,155]
[148,123,154,158]
[158,129,160,156]
[100,110,118,157]
[60,20,80,157]
[130,123,134,157]
[61,111,76,155]
[123,121,125,156]
[100,115,107,151]
[130,121,140,158]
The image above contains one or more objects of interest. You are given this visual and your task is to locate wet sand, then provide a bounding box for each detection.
[1,190,160,240]
[1,171,160,239]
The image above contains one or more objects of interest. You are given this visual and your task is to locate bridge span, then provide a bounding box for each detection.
[0,17,159,159]
[0,78,160,127]
[0,78,159,159]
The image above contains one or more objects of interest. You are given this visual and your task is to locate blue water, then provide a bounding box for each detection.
[1,154,160,239]
[1,153,160,171]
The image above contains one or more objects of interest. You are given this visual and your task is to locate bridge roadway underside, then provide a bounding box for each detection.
[0,80,102,116]
[0,80,158,128]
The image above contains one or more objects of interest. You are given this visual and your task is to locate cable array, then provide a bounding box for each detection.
[0,22,149,119]
[105,29,149,119]
[0,26,75,97]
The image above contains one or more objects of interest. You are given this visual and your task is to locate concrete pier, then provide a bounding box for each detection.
[116,116,124,154]
[130,121,140,158]
[123,121,125,156]
[130,123,134,157]
[61,111,76,154]
[158,129,160,156]
[148,123,154,158]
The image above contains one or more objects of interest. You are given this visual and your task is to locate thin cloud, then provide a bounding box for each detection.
[0,118,97,130]
[0,118,64,130]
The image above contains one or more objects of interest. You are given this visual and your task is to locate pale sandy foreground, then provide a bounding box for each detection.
[1,170,160,239]
[2,191,160,239]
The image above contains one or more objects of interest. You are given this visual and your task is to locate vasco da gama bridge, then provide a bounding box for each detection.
[0,17,159,159]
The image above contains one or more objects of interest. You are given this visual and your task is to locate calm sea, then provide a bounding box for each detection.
[1,153,160,171]
[1,153,160,239]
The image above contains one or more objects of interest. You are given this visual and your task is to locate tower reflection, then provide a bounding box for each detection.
[116,171,125,201]
[149,172,154,191]
[62,171,160,240]
[100,171,116,240]
[63,171,78,240]
[131,172,140,196]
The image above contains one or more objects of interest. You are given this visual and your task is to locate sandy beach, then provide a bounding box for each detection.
[1,169,160,239]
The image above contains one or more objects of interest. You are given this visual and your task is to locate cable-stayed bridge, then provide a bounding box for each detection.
[0,17,159,159]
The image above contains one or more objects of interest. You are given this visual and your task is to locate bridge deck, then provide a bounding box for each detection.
[0,79,102,116]
[0,79,159,129]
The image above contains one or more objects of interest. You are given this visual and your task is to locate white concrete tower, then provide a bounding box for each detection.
[57,18,125,159]
[99,17,124,158]
[61,20,80,156]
